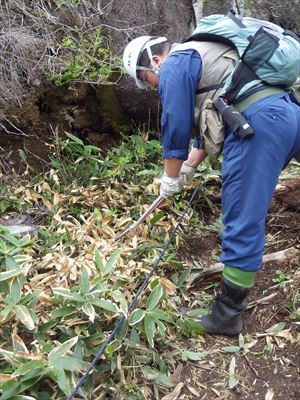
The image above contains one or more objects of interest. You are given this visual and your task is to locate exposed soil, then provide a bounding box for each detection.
[0,82,123,174]
[173,179,300,400]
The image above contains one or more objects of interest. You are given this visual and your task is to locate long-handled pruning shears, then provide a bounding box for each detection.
[114,195,165,242]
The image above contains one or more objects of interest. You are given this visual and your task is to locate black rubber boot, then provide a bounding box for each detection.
[193,280,250,336]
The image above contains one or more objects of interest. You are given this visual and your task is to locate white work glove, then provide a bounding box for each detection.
[160,171,182,198]
[179,163,196,186]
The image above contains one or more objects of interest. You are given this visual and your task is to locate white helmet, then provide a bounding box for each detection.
[123,36,168,89]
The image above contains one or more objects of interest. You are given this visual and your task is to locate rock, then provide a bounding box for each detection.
[0,213,38,238]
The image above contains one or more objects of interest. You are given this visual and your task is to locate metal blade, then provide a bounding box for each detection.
[114,195,164,242]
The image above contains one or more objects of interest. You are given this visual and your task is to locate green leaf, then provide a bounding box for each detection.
[14,305,35,330]
[56,356,83,371]
[48,336,78,363]
[9,277,22,304]
[66,132,84,145]
[0,304,15,321]
[49,367,71,396]
[149,211,165,225]
[4,257,20,270]
[14,255,31,264]
[154,372,173,388]
[94,250,104,274]
[146,284,164,311]
[184,319,206,335]
[10,396,37,400]
[222,346,241,353]
[238,334,245,348]
[115,319,128,342]
[106,344,113,357]
[181,351,208,361]
[149,309,174,324]
[50,306,77,318]
[228,376,238,389]
[18,149,27,162]
[266,322,285,334]
[0,230,20,247]
[129,328,140,345]
[12,360,46,377]
[156,319,166,335]
[0,268,27,282]
[52,288,84,302]
[137,169,158,177]
[38,321,57,333]
[79,265,90,296]
[183,308,209,318]
[90,299,118,313]
[81,303,95,322]
[128,309,145,326]
[142,366,160,380]
[0,377,41,400]
[0,348,20,367]
[111,290,128,316]
[18,235,32,248]
[103,249,121,275]
[144,313,156,347]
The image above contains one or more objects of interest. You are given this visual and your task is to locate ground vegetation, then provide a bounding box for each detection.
[0,133,299,399]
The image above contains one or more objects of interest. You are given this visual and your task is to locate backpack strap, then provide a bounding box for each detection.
[284,30,300,43]
[228,9,246,28]
[235,87,286,112]
[196,83,224,94]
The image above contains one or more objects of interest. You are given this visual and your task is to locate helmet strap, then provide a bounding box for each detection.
[145,43,160,74]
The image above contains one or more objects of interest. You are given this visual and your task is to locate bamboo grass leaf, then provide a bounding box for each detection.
[52,288,84,302]
[48,336,78,363]
[128,309,145,326]
[146,284,164,311]
[144,313,156,347]
[103,249,121,276]
[14,305,35,331]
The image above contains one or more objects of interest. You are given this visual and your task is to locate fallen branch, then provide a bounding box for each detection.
[187,247,300,286]
[247,293,278,309]
[243,354,259,378]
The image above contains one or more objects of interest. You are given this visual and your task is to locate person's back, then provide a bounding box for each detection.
[168,40,238,158]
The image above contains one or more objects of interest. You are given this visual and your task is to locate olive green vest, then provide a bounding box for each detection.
[169,41,238,158]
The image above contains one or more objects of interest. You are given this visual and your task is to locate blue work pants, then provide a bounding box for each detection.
[220,93,300,272]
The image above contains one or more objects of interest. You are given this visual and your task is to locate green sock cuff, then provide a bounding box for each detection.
[223,265,256,288]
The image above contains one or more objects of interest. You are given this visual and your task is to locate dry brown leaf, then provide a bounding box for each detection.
[293,270,300,287]
[11,330,28,353]
[38,293,55,305]
[0,373,15,383]
[15,352,44,360]
[265,388,274,400]
[101,216,111,226]
[115,218,132,228]
[161,382,184,400]
[211,387,221,396]
[160,277,177,295]
[187,386,200,396]
[276,329,294,342]
[117,353,126,385]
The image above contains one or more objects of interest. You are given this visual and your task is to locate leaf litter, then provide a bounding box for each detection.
[0,135,299,399]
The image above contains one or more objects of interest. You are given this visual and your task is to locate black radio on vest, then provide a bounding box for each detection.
[213,97,254,139]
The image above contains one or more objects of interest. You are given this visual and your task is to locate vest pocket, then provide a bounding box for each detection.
[199,98,225,158]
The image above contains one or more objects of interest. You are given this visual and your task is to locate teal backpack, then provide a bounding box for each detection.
[187,10,300,103]
[185,10,300,140]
